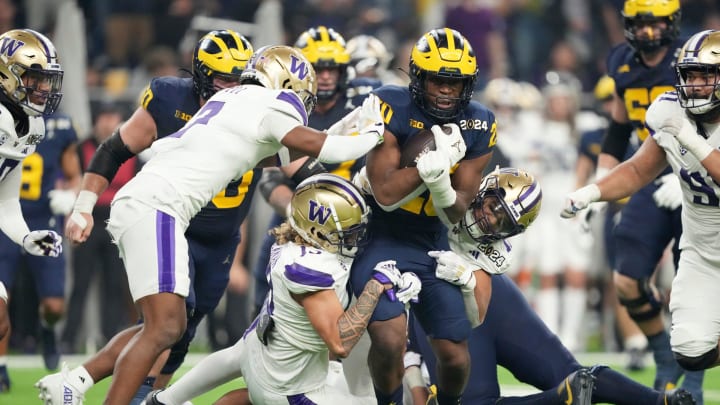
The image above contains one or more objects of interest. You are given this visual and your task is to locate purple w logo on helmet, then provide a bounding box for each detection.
[307,200,332,224]
[0,38,23,57]
[289,55,309,80]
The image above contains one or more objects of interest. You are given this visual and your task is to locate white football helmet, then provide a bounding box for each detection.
[288,173,371,257]
[675,30,720,122]
[346,34,391,77]
[0,29,63,116]
[240,45,317,115]
[461,167,542,244]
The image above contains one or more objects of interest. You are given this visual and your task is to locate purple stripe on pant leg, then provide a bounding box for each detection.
[287,393,317,404]
[156,211,176,292]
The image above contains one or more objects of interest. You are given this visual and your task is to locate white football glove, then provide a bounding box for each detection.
[667,117,715,161]
[416,151,456,209]
[357,94,385,144]
[560,184,601,218]
[326,106,361,136]
[431,124,466,167]
[578,200,607,233]
[48,189,76,216]
[22,230,63,257]
[372,260,402,301]
[429,250,477,291]
[653,173,682,210]
[396,272,421,305]
[351,166,372,195]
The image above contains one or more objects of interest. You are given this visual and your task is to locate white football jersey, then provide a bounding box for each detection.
[252,242,353,394]
[113,85,306,225]
[447,222,512,275]
[647,91,720,262]
[0,103,43,180]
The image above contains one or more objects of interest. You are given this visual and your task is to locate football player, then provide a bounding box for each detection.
[144,174,420,404]
[415,168,695,404]
[587,0,704,398]
[350,27,496,404]
[563,27,720,378]
[37,30,258,405]
[54,45,382,405]
[252,26,363,317]
[0,109,80,383]
[0,28,64,391]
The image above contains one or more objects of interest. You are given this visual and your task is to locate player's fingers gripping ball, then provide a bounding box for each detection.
[431,124,466,166]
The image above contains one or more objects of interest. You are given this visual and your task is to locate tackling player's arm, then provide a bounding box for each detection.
[0,164,31,245]
[295,278,388,359]
[66,107,157,243]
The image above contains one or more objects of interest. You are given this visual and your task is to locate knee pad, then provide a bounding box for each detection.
[618,277,663,322]
[674,347,719,371]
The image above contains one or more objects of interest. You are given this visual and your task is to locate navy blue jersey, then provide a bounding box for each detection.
[140,77,260,241]
[606,39,684,142]
[20,112,77,221]
[371,85,496,233]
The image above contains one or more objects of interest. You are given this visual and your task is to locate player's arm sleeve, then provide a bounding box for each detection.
[86,127,137,182]
[600,119,633,162]
[0,165,30,245]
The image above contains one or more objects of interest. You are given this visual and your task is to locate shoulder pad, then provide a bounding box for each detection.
[283,249,340,294]
[270,90,309,126]
[449,231,512,275]
[646,91,681,134]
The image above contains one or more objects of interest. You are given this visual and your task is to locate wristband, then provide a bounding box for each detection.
[73,190,99,214]
[425,173,456,209]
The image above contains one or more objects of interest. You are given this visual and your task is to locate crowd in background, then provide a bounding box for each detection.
[3,0,720,367]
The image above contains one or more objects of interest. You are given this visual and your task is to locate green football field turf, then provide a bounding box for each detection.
[2,353,720,404]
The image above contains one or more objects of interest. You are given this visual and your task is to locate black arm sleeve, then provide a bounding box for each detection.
[290,158,327,185]
[601,120,634,162]
[86,128,136,182]
[258,169,293,202]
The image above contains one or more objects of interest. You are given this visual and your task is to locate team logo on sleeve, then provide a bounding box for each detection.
[290,55,309,80]
[307,199,332,224]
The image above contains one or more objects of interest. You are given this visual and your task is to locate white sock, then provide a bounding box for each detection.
[68,366,95,393]
[0,355,7,366]
[625,333,648,351]
[159,342,245,405]
[560,288,587,352]
[536,288,560,334]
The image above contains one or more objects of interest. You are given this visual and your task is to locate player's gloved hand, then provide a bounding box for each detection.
[578,200,607,233]
[560,184,601,218]
[357,94,385,145]
[429,250,477,291]
[653,173,682,210]
[396,272,421,304]
[431,124,466,167]
[22,230,63,257]
[326,106,361,136]
[48,189,76,216]
[417,152,456,208]
[664,116,715,161]
[372,260,401,301]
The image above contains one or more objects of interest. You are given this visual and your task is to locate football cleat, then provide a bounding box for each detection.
[35,363,84,405]
[0,365,10,392]
[626,347,647,372]
[41,325,60,370]
[664,388,697,405]
[556,368,595,405]
[143,389,166,405]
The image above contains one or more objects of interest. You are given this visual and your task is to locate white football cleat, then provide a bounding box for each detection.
[35,363,85,405]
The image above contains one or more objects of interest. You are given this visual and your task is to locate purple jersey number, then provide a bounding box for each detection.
[171,100,225,138]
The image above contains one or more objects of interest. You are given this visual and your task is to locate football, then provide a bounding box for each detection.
[399,128,437,167]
